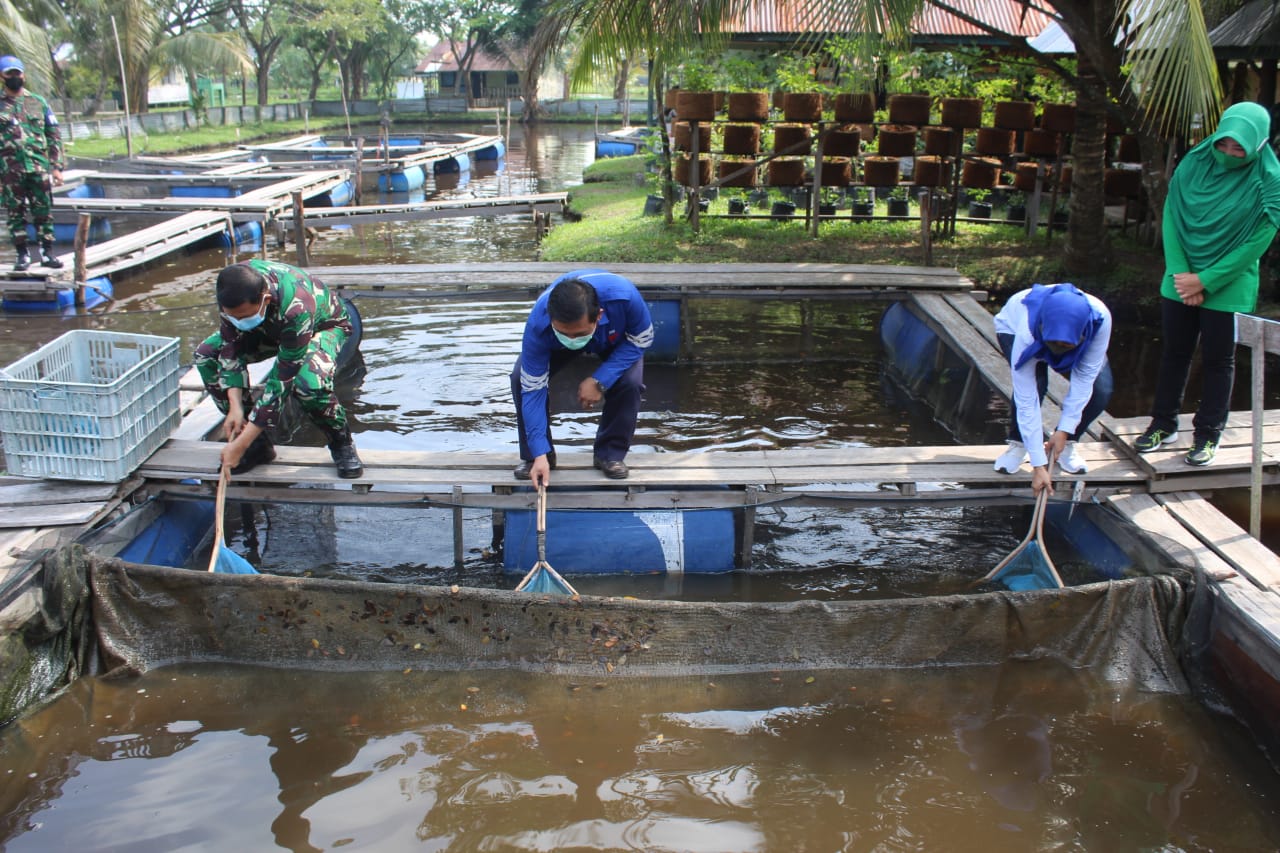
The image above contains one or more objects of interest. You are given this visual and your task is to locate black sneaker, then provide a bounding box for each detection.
[594,456,629,479]
[12,250,30,272]
[514,451,556,480]
[1134,425,1178,453]
[1186,438,1217,467]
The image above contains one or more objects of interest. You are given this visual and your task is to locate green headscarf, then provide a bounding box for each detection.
[1167,101,1280,272]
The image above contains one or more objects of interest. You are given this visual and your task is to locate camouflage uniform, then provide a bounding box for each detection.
[195,260,353,432]
[0,87,62,244]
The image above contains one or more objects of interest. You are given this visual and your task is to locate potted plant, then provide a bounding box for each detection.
[1006,191,1026,222]
[728,196,748,216]
[1053,203,1070,229]
[851,186,875,220]
[887,186,911,217]
[967,188,992,219]
[818,187,841,217]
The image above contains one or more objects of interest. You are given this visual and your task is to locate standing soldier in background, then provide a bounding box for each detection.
[0,55,64,272]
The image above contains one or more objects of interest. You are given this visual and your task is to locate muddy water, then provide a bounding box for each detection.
[2,122,1279,848]
[3,663,1279,850]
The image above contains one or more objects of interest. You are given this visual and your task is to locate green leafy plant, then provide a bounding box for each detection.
[774,53,818,93]
[967,188,991,204]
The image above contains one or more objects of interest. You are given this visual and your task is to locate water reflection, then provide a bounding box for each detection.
[2,663,1276,850]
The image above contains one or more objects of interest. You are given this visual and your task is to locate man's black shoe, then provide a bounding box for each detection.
[514,451,556,481]
[231,433,276,475]
[330,441,363,478]
[40,242,63,269]
[12,249,29,272]
[594,456,629,479]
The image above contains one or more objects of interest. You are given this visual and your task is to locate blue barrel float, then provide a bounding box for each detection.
[434,154,470,175]
[504,505,736,575]
[474,140,505,160]
[379,166,425,192]
[3,276,113,313]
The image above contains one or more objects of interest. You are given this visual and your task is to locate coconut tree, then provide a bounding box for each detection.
[539,0,1223,276]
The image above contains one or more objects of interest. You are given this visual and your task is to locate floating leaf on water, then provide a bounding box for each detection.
[466,686,480,694]
[403,668,412,675]
[655,734,664,744]
[805,676,816,684]
[771,676,782,683]
[460,703,467,711]
[450,585,460,594]
[311,639,321,649]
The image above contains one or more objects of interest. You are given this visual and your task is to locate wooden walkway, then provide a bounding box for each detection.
[299,193,568,226]
[311,261,978,299]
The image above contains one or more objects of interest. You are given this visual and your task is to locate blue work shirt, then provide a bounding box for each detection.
[518,269,653,459]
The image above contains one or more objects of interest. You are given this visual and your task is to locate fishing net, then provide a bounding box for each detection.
[81,548,1190,688]
[0,494,1205,729]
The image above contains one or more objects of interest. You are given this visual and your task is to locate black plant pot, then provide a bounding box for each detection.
[695,198,710,213]
[887,198,910,217]
[968,201,993,219]
[748,188,770,207]
[819,203,838,217]
[643,194,664,216]
[1053,210,1070,229]
[728,198,747,215]
[771,201,797,219]
[1007,204,1026,222]
[851,201,874,220]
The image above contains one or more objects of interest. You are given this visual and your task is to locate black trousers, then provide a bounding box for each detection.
[1148,296,1237,443]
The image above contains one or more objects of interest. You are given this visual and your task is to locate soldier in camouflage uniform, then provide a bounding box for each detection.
[0,56,64,272]
[195,259,364,478]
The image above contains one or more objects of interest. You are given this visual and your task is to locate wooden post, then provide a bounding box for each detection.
[918,189,933,266]
[291,191,309,267]
[1237,314,1275,539]
[689,122,701,234]
[809,123,826,238]
[353,139,364,206]
[73,213,90,306]
[452,484,465,570]
[1027,163,1045,238]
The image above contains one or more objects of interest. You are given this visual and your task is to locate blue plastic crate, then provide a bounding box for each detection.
[0,330,182,482]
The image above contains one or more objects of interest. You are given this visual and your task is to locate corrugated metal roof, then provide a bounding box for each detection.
[1210,0,1280,50]
[723,0,1055,40]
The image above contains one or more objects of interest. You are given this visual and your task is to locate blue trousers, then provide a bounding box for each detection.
[998,333,1114,442]
[510,352,644,462]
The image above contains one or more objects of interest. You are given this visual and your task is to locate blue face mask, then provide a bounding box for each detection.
[553,326,594,350]
[222,296,267,332]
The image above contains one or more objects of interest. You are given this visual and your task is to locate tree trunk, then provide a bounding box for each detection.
[1064,53,1109,276]
[613,57,630,101]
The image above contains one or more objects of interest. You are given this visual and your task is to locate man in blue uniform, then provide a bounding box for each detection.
[511,269,653,485]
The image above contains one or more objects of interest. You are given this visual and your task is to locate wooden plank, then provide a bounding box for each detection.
[0,502,110,528]
[1105,493,1238,580]
[1157,492,1280,590]
[0,481,117,507]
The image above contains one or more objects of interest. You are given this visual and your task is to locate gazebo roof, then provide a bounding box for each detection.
[721,0,1056,48]
[1209,0,1280,59]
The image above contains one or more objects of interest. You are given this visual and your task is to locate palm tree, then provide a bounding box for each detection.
[539,0,1223,275]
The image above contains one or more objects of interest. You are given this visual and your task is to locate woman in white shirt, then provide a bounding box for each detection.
[992,283,1113,494]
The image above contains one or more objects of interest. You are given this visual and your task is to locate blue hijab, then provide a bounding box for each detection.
[1015,283,1104,372]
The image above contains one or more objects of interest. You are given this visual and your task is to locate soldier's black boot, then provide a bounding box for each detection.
[12,240,30,272]
[40,240,62,268]
[231,432,276,475]
[325,425,363,479]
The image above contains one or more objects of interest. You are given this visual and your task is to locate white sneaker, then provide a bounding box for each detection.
[1058,441,1088,474]
[994,440,1028,473]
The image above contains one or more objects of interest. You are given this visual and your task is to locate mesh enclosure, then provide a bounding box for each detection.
[86,552,1191,694]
